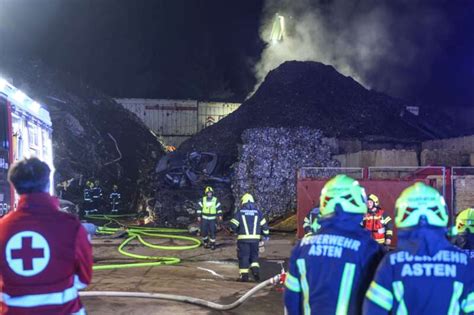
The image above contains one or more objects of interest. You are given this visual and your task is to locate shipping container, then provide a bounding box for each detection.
[115,99,240,147]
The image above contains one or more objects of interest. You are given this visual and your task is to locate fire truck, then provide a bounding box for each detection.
[0,77,54,216]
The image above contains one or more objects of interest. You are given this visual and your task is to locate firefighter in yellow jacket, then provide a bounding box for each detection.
[197,186,222,250]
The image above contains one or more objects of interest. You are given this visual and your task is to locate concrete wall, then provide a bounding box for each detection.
[423,135,474,153]
[334,149,419,168]
[421,149,471,166]
[420,135,474,167]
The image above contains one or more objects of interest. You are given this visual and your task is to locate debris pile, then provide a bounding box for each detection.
[0,57,164,210]
[151,184,234,227]
[180,61,425,166]
[156,151,229,188]
[232,127,338,218]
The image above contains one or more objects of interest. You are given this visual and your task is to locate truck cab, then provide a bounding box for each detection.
[0,77,53,216]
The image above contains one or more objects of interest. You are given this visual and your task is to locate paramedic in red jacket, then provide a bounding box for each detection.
[0,158,93,315]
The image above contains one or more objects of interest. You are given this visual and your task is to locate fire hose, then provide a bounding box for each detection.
[79,273,285,311]
[85,214,202,270]
[82,215,287,310]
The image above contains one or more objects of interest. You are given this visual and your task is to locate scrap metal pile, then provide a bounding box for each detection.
[156,151,229,188]
[233,127,338,218]
[180,60,425,166]
[0,58,164,210]
[169,61,426,221]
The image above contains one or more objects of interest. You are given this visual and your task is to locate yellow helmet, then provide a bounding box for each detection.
[205,186,214,194]
[368,194,380,207]
[456,208,474,234]
[241,193,255,205]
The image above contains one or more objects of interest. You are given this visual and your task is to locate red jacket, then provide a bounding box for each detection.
[362,208,394,244]
[0,193,93,314]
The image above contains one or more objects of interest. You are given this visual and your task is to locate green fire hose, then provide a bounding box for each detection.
[85,214,201,270]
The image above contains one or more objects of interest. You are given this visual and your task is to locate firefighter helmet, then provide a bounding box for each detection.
[395,182,448,229]
[368,194,380,207]
[319,175,367,216]
[204,186,214,194]
[241,193,255,205]
[456,208,474,234]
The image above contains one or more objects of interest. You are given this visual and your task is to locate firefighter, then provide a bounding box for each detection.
[230,193,269,282]
[363,183,474,314]
[83,180,94,215]
[303,206,321,235]
[0,157,92,314]
[452,208,474,259]
[91,179,103,213]
[362,194,393,246]
[109,184,121,213]
[197,186,222,250]
[285,175,384,315]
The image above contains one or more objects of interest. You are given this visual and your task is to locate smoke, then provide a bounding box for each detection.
[253,0,450,99]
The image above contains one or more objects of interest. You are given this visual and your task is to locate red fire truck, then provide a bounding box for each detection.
[0,77,54,216]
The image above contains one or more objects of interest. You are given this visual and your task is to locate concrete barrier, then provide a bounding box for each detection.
[334,149,419,167]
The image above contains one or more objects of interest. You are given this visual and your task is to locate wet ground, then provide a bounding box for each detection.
[82,232,295,314]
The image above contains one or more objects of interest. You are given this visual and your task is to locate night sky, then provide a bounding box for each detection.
[0,0,473,108]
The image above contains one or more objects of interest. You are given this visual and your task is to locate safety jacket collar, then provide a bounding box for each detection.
[16,192,60,213]
[397,226,450,256]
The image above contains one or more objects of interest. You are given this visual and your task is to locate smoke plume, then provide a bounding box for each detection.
[254,0,450,99]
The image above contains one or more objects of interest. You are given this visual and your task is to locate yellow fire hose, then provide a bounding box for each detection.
[85,214,201,270]
[83,214,285,311]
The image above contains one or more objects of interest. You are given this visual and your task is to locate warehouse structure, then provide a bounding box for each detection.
[115,99,240,147]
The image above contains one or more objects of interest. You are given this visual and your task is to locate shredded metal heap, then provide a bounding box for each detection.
[233,127,338,218]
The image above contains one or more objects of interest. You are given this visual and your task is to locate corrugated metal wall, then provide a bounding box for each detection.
[197,102,241,131]
[116,99,240,146]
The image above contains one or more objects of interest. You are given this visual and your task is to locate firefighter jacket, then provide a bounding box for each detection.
[83,188,92,202]
[91,186,103,200]
[109,191,121,205]
[197,196,222,220]
[453,233,474,260]
[362,208,393,244]
[363,227,474,315]
[285,213,384,315]
[230,202,269,242]
[0,193,93,314]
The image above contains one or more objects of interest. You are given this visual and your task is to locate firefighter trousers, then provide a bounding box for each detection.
[237,241,260,275]
[201,218,217,244]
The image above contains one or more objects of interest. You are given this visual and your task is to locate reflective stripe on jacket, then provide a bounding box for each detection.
[197,197,222,219]
[230,202,269,241]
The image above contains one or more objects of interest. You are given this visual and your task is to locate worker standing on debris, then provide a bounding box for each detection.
[230,193,269,282]
[83,180,94,215]
[362,194,393,247]
[197,186,222,250]
[109,184,121,213]
[452,208,474,259]
[91,179,103,213]
[285,175,383,314]
[0,158,93,314]
[363,183,474,314]
[303,206,321,235]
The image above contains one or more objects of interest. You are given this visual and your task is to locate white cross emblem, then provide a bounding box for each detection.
[5,231,51,277]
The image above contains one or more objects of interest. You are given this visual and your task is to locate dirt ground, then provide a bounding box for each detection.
[82,232,295,315]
